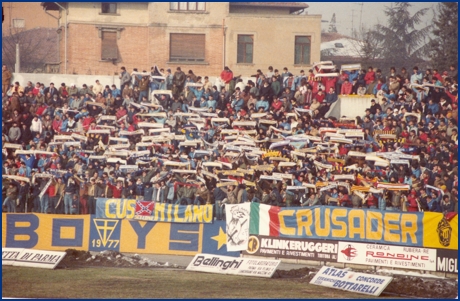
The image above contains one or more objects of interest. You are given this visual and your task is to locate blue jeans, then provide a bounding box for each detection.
[215,200,224,220]
[4,197,16,213]
[176,198,192,205]
[139,90,148,102]
[194,197,204,206]
[64,193,73,214]
[33,196,41,212]
[386,206,400,211]
[40,194,49,213]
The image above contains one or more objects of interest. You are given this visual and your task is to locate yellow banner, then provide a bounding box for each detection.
[2,213,90,251]
[119,220,204,255]
[422,212,458,250]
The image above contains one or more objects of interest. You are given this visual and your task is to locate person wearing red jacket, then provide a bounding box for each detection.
[52,115,62,133]
[271,98,283,112]
[365,193,377,209]
[338,192,352,207]
[406,190,419,212]
[220,66,233,90]
[107,181,123,198]
[324,76,337,92]
[340,78,353,95]
[314,89,325,103]
[81,116,95,132]
[364,66,375,85]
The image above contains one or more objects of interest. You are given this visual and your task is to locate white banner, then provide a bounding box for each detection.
[10,249,66,269]
[337,242,437,271]
[225,203,251,252]
[186,253,280,278]
[310,266,393,296]
[2,248,25,266]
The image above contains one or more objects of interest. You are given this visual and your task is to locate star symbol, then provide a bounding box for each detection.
[211,227,227,250]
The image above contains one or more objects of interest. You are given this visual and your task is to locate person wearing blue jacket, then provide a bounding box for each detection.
[231,97,244,112]
[373,78,389,95]
[255,97,269,112]
[143,182,153,201]
[426,193,441,212]
[19,154,36,172]
[427,99,440,115]
[345,70,359,82]
[206,95,217,112]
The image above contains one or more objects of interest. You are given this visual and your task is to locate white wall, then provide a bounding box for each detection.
[327,96,375,119]
[11,73,256,90]
[12,73,119,89]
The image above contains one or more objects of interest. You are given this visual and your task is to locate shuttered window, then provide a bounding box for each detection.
[101,3,117,14]
[170,2,205,11]
[294,36,311,65]
[101,31,118,60]
[237,35,254,63]
[12,19,25,29]
[170,33,205,62]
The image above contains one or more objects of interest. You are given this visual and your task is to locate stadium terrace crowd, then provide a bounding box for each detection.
[1,63,458,219]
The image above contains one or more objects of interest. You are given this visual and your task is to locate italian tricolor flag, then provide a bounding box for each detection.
[249,203,281,237]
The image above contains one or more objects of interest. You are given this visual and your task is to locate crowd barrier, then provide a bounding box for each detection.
[2,200,457,275]
[249,203,458,250]
[2,213,239,257]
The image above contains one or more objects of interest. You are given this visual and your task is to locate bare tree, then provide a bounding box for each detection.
[2,26,59,73]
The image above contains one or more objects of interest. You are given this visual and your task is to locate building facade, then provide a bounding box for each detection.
[3,2,58,34]
[42,2,322,77]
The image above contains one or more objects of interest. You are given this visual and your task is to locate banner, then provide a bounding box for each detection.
[225,203,251,251]
[2,214,239,257]
[150,203,213,223]
[337,241,437,271]
[423,212,458,250]
[89,216,121,252]
[186,253,280,278]
[95,198,136,220]
[11,249,66,269]
[134,201,155,218]
[2,248,24,265]
[436,249,458,273]
[243,235,338,262]
[2,213,90,251]
[310,266,393,296]
[249,204,425,247]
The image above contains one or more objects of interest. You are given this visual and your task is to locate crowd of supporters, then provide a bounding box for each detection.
[1,63,458,218]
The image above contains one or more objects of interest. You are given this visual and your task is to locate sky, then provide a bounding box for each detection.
[305,2,436,36]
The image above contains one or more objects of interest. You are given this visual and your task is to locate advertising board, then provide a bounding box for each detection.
[186,253,280,278]
[243,235,338,262]
[10,249,66,269]
[337,241,437,271]
[310,266,393,296]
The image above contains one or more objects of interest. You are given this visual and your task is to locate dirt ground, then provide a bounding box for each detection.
[58,249,458,299]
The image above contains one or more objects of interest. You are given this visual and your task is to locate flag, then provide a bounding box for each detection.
[249,203,281,237]
[135,201,155,216]
[225,203,251,251]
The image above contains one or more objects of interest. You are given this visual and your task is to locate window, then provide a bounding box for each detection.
[12,19,25,29]
[101,31,118,61]
[170,2,205,11]
[170,33,205,62]
[101,3,117,14]
[295,36,311,65]
[237,35,253,64]
[335,43,344,48]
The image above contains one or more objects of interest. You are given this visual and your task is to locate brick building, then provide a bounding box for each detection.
[2,3,59,73]
[3,2,58,33]
[41,2,322,77]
